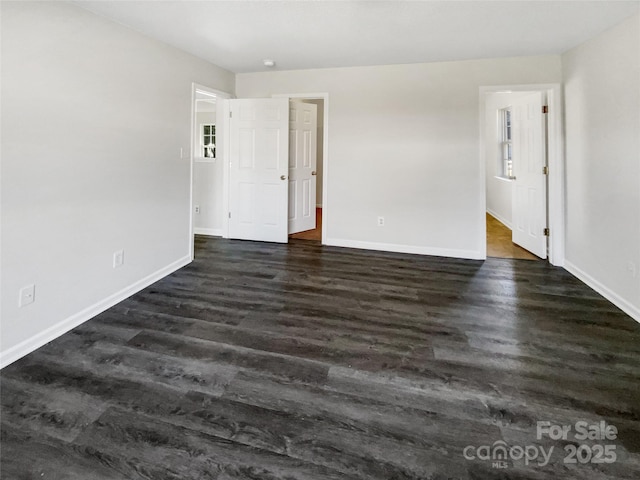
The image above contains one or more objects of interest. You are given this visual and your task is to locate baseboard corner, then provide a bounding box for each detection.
[486,209,512,230]
[564,260,640,324]
[194,228,223,237]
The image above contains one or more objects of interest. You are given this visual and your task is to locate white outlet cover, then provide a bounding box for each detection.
[19,284,35,307]
[113,250,124,268]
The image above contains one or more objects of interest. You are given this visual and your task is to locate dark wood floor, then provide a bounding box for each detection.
[2,237,640,479]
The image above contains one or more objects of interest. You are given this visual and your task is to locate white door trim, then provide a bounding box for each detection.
[273,93,329,245]
[479,84,565,266]
[190,83,232,254]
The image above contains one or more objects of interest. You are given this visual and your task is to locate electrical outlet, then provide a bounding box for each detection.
[19,284,35,307]
[195,205,200,214]
[113,250,124,268]
[377,216,385,227]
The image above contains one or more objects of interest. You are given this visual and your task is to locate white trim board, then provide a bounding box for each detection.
[0,255,191,369]
[326,238,483,260]
[564,261,640,324]
[486,209,512,230]
[194,228,223,237]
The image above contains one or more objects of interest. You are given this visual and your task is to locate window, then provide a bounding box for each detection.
[201,124,216,159]
[499,108,514,179]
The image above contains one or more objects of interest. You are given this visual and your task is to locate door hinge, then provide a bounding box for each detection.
[542,105,548,114]
[229,111,233,118]
[544,228,550,236]
[543,166,549,175]
[228,212,231,218]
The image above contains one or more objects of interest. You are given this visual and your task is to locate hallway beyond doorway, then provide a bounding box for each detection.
[289,208,322,242]
[486,213,539,260]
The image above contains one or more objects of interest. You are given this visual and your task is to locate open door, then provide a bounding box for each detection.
[228,98,289,243]
[288,101,318,234]
[511,92,547,258]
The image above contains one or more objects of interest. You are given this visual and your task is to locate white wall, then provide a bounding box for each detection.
[237,56,561,257]
[563,14,640,321]
[0,1,235,366]
[484,91,532,228]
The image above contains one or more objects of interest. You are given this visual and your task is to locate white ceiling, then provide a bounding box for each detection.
[75,1,639,73]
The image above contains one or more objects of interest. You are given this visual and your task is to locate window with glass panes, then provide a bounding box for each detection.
[499,108,513,179]
[202,124,216,158]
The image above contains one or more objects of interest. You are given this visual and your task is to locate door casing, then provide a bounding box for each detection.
[189,83,232,259]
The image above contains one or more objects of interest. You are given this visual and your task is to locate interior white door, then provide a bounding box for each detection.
[228,98,289,243]
[288,101,318,234]
[511,92,547,258]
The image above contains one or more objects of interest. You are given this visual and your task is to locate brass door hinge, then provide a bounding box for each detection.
[544,228,550,236]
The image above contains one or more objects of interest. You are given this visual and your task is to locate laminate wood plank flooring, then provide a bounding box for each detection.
[486,213,539,261]
[2,237,640,479]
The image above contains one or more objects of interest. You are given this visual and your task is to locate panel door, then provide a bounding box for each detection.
[511,92,547,258]
[288,101,318,234]
[228,98,289,243]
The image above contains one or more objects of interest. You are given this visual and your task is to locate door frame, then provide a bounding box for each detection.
[189,83,232,258]
[479,84,564,266]
[273,93,329,245]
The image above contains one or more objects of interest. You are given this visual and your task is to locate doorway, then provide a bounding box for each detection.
[484,90,546,260]
[222,93,329,245]
[479,84,565,266]
[275,93,328,245]
[288,98,324,243]
[189,84,231,254]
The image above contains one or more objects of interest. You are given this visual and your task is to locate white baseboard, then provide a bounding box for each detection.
[564,260,640,324]
[325,238,483,260]
[0,255,192,369]
[194,228,223,237]
[486,209,512,230]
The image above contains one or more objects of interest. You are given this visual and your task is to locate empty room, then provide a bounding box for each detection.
[1,1,639,479]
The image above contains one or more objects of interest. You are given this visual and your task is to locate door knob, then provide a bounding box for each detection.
[281,175,287,180]
[311,171,317,176]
